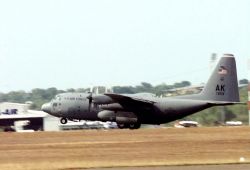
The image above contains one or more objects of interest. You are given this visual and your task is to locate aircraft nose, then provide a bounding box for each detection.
[41,103,51,114]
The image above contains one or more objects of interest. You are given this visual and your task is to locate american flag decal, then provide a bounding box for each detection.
[218,66,228,75]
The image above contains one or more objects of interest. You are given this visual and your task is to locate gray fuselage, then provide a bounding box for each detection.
[42,92,210,124]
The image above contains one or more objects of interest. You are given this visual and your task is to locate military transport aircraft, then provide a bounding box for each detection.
[41,54,244,129]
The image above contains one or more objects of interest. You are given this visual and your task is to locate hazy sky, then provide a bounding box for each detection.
[0,0,249,92]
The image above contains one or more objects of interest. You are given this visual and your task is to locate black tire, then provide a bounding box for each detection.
[129,123,141,130]
[117,123,130,129]
[117,123,125,129]
[60,118,68,124]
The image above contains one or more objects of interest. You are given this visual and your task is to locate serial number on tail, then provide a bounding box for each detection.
[216,84,225,96]
[216,92,225,95]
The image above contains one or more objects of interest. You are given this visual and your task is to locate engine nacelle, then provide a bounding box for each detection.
[100,103,124,111]
[97,110,116,121]
[92,95,114,104]
[97,110,138,124]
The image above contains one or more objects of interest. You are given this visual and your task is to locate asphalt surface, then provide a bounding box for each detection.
[86,164,250,170]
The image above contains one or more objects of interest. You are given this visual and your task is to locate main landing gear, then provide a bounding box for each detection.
[117,122,141,130]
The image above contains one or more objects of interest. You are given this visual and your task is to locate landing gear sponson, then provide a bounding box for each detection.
[60,117,141,130]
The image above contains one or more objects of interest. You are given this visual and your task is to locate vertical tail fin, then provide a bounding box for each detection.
[199,54,240,102]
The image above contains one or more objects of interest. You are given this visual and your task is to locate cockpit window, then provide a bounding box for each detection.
[53,103,57,107]
[52,94,62,101]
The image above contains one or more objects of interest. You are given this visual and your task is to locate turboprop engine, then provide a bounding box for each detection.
[97,110,138,124]
[98,110,140,129]
[92,95,114,104]
[97,110,116,121]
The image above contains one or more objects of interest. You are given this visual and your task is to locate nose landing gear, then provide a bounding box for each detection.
[60,118,68,124]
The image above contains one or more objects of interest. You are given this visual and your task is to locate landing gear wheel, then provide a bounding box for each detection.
[117,123,129,129]
[129,123,141,130]
[60,118,68,124]
[117,123,125,129]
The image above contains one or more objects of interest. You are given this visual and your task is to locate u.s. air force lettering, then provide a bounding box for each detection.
[216,84,225,95]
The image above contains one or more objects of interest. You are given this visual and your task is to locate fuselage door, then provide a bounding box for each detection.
[52,102,57,112]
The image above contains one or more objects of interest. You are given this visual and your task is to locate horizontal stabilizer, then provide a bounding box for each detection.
[207,101,246,106]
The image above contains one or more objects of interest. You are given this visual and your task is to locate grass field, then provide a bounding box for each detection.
[0,126,249,170]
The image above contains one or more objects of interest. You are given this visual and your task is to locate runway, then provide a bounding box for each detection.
[88,164,250,170]
[0,126,249,170]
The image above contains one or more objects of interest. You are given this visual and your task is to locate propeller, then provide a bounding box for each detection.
[87,86,101,112]
[87,86,93,112]
[87,86,113,111]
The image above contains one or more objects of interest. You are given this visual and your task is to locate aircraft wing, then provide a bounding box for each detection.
[104,93,156,109]
[207,101,246,106]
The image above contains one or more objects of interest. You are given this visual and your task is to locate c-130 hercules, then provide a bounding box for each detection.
[42,54,244,129]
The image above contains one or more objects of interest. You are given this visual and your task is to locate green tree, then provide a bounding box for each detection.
[239,79,248,84]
